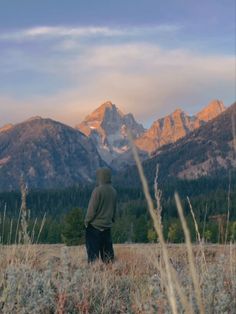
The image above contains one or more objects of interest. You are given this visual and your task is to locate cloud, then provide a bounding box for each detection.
[0,24,181,41]
[61,44,235,124]
[45,43,234,118]
[0,30,235,128]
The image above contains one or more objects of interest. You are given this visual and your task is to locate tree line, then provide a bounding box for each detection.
[0,173,235,244]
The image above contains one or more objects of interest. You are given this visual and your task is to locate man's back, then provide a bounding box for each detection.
[85,168,117,230]
[85,167,117,263]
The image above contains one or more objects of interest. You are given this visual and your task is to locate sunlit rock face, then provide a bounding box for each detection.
[135,100,225,154]
[196,99,225,122]
[117,102,236,186]
[76,101,145,165]
[0,123,13,133]
[76,99,225,168]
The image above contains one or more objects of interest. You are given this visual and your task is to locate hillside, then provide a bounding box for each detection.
[0,117,105,191]
[118,102,236,186]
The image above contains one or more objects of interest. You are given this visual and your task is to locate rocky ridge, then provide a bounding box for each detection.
[76,101,145,164]
[135,100,225,154]
[77,99,225,167]
[0,99,229,191]
[118,102,236,186]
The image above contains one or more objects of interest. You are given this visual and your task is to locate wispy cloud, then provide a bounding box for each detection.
[0,24,181,41]
[0,26,121,41]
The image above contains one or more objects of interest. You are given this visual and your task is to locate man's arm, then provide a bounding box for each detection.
[84,188,99,227]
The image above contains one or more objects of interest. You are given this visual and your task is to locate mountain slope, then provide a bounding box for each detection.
[0,117,105,191]
[0,123,13,133]
[196,99,225,122]
[117,102,236,186]
[135,100,225,154]
[76,100,145,164]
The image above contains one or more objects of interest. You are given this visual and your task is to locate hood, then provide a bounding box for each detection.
[96,168,112,185]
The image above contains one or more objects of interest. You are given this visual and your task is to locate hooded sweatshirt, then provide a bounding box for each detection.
[84,168,117,230]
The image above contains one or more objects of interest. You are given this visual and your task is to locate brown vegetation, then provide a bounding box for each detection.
[0,243,235,313]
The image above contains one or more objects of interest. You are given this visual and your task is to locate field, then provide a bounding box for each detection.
[0,243,235,313]
[0,143,235,313]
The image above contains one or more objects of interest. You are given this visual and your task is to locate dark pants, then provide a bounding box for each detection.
[85,224,114,263]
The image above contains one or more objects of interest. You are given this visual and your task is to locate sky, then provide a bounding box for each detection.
[0,0,235,128]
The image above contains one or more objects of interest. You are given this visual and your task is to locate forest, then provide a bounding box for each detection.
[0,171,235,244]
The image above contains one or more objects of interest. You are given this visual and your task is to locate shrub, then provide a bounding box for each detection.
[61,207,84,246]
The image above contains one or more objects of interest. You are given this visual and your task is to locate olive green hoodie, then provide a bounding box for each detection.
[84,168,117,230]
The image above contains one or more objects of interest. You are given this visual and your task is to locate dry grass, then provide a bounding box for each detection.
[0,130,235,313]
[0,243,235,313]
[125,129,236,314]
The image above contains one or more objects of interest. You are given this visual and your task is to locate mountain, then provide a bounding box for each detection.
[0,123,13,133]
[0,117,105,191]
[196,99,225,122]
[118,102,236,186]
[135,100,225,154]
[0,99,229,191]
[76,99,225,168]
[76,101,145,164]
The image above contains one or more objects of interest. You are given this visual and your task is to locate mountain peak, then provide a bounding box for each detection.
[76,101,145,164]
[99,100,114,110]
[84,101,124,124]
[172,108,184,114]
[170,108,186,119]
[94,100,115,116]
[196,99,225,122]
[24,116,43,123]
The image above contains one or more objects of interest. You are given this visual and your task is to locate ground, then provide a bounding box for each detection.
[0,244,235,313]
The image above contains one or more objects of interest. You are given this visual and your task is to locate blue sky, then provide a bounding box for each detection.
[0,0,235,127]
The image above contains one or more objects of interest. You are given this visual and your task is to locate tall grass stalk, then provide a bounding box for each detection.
[1,203,6,244]
[128,130,179,314]
[175,192,204,314]
[225,171,231,245]
[14,203,22,244]
[169,263,195,314]
[36,213,46,244]
[19,179,31,244]
[31,217,38,243]
[232,111,236,156]
[187,196,207,270]
[147,248,195,314]
[7,219,13,245]
[202,204,208,242]
[154,165,162,222]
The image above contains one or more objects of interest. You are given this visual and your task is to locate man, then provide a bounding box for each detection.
[85,167,117,263]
